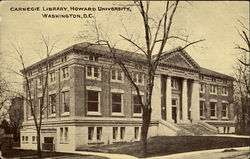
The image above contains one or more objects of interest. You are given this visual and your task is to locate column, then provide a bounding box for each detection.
[166,76,172,121]
[191,80,200,121]
[182,78,188,121]
[151,75,162,120]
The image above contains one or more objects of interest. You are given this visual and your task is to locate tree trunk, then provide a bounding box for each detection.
[141,107,152,157]
[37,129,42,158]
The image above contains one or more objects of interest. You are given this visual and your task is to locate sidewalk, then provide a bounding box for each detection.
[64,146,249,159]
[62,150,137,159]
[146,146,250,159]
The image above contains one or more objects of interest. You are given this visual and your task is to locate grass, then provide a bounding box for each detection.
[77,136,250,158]
[2,149,108,159]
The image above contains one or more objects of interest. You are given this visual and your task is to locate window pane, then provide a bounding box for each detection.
[94,67,99,77]
[120,127,125,140]
[117,71,122,80]
[134,95,141,114]
[87,66,92,76]
[112,70,116,80]
[88,91,98,101]
[97,127,102,140]
[113,127,118,140]
[88,127,94,140]
[112,93,121,103]
[138,73,142,83]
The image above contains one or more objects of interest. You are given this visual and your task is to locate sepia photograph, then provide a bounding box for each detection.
[0,1,249,159]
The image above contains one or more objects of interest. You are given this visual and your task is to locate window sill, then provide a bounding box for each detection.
[133,113,142,117]
[87,112,102,116]
[86,77,101,81]
[49,113,56,118]
[221,94,228,97]
[210,116,218,120]
[61,112,69,117]
[111,80,124,83]
[32,142,37,144]
[200,91,205,93]
[210,93,217,95]
[22,142,29,144]
[112,113,125,117]
[222,117,229,120]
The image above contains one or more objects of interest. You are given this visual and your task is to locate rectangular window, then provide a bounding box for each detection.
[22,136,25,141]
[26,136,28,141]
[112,93,122,113]
[210,85,217,94]
[32,136,35,142]
[210,102,217,117]
[49,72,56,83]
[111,70,123,82]
[49,94,56,114]
[62,91,70,113]
[97,127,102,140]
[200,101,205,117]
[133,73,144,85]
[86,66,101,79]
[200,83,205,93]
[222,103,228,118]
[65,127,68,142]
[88,127,94,141]
[111,70,116,80]
[87,90,99,112]
[134,127,139,139]
[113,127,118,140]
[221,87,228,96]
[117,71,122,81]
[87,66,92,77]
[133,95,142,114]
[60,128,63,142]
[89,55,98,61]
[61,67,69,79]
[94,67,99,78]
[120,127,125,140]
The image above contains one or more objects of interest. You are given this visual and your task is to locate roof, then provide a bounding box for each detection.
[200,67,234,81]
[22,42,234,80]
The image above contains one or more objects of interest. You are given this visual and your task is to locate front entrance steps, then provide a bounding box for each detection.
[158,120,217,136]
[176,122,217,136]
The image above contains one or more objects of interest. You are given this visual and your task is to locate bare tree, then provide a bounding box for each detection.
[235,20,250,67]
[234,44,250,135]
[10,34,59,157]
[78,1,204,157]
[234,20,250,134]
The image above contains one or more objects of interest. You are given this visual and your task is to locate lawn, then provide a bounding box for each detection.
[2,149,108,159]
[77,136,250,158]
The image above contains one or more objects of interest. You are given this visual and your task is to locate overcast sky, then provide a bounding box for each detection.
[0,1,249,86]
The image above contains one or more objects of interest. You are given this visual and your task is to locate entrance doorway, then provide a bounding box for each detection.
[172,98,178,123]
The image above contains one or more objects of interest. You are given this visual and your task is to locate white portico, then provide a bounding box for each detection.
[151,48,201,124]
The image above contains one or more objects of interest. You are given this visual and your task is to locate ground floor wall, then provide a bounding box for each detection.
[20,119,236,151]
[205,120,236,134]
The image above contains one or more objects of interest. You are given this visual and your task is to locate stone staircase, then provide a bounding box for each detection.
[176,122,217,136]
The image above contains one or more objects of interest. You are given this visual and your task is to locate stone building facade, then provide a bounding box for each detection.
[20,43,235,151]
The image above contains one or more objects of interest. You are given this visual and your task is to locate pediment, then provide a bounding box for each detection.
[160,49,200,70]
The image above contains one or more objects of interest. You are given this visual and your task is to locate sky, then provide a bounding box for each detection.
[0,1,249,87]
